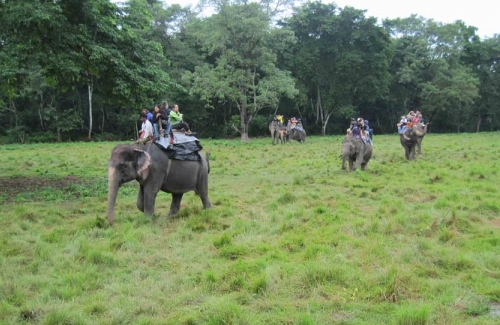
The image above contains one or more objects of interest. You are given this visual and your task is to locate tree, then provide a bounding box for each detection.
[384,16,480,132]
[281,2,392,135]
[462,35,500,131]
[183,2,297,141]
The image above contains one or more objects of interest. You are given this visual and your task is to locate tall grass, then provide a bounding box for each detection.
[0,133,499,324]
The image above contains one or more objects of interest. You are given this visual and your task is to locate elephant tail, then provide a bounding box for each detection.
[205,151,211,174]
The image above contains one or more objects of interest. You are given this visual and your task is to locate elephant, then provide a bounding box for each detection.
[107,143,211,225]
[400,124,427,160]
[341,137,373,171]
[287,123,306,143]
[269,121,284,145]
[278,128,288,144]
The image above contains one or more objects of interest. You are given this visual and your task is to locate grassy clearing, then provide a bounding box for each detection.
[1,133,499,324]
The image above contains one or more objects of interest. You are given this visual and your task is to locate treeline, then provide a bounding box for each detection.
[1,0,499,143]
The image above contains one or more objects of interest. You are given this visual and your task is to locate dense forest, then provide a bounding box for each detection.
[1,0,499,143]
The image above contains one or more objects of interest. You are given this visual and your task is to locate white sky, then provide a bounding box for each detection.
[166,0,498,39]
[331,0,498,39]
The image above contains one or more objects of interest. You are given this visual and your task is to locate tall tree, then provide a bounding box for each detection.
[384,16,480,131]
[184,2,297,141]
[462,35,500,131]
[281,2,392,135]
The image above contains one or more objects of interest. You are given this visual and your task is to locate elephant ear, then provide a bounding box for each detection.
[134,149,152,181]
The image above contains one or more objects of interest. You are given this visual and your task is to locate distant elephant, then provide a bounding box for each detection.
[400,124,427,160]
[287,123,306,143]
[107,143,211,225]
[269,121,284,145]
[278,128,288,144]
[342,137,373,171]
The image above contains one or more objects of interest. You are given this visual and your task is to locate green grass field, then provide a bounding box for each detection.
[1,133,500,325]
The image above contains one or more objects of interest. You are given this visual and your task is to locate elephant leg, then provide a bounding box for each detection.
[349,159,354,171]
[342,155,347,170]
[200,195,212,209]
[196,180,212,209]
[142,186,158,217]
[404,146,410,160]
[354,150,364,170]
[168,193,184,216]
[361,162,368,171]
[410,145,416,160]
[137,186,145,212]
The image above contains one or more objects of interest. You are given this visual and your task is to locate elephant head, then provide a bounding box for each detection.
[107,145,152,225]
[400,124,427,160]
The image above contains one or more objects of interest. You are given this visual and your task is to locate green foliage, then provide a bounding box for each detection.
[184,2,297,140]
[281,2,393,134]
[1,1,499,141]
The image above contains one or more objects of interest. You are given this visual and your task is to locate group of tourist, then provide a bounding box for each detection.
[137,108,424,144]
[346,117,373,146]
[273,115,305,132]
[137,102,193,144]
[397,110,425,135]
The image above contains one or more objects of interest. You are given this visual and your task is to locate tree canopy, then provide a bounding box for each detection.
[0,0,499,143]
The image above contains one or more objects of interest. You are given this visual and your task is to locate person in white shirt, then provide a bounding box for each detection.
[136,112,154,144]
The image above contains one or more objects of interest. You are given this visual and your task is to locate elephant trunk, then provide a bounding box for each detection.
[415,124,428,137]
[107,166,120,225]
[341,144,350,170]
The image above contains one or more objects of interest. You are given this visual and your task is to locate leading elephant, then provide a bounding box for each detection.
[342,137,373,171]
[400,124,427,160]
[107,143,211,225]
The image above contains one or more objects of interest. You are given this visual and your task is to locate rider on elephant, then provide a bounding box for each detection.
[347,118,372,146]
[136,112,154,144]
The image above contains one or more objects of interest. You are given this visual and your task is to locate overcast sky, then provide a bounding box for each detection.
[331,0,498,38]
[164,0,498,39]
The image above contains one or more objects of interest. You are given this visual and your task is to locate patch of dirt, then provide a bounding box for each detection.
[490,302,500,318]
[489,218,500,228]
[0,176,86,203]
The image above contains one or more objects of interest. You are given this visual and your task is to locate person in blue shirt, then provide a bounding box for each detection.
[142,109,153,122]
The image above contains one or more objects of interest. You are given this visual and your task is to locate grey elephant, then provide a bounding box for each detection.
[341,137,373,171]
[287,123,306,143]
[107,143,211,225]
[269,121,283,145]
[400,124,427,160]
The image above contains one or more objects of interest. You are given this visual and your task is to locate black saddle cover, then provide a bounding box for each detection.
[155,132,203,161]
